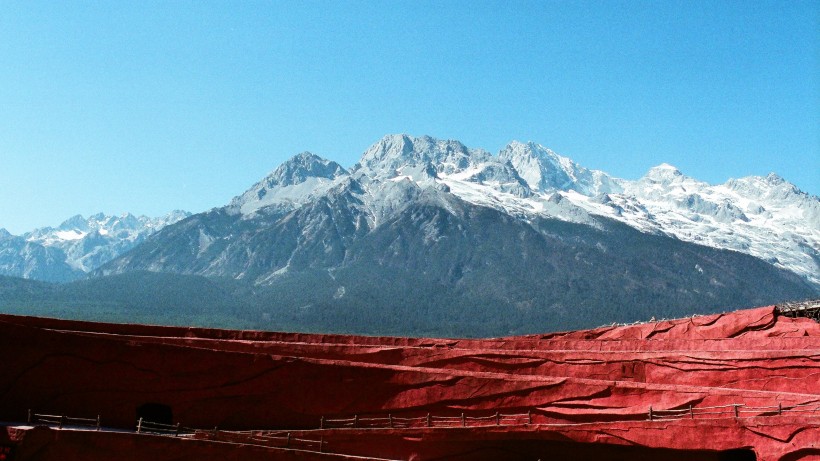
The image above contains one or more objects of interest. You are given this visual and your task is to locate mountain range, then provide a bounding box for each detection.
[1,134,817,335]
[0,211,190,282]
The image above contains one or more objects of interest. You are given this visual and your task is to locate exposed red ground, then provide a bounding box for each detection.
[1,304,818,460]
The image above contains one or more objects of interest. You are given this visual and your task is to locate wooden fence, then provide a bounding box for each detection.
[194,429,325,451]
[26,401,820,437]
[135,417,197,436]
[321,411,532,429]
[322,402,820,429]
[649,402,820,421]
[27,411,100,430]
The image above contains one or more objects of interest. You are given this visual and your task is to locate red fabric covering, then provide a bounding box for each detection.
[0,305,818,460]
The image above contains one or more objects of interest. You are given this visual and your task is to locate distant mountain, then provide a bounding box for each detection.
[0,211,190,282]
[0,235,81,283]
[94,134,819,335]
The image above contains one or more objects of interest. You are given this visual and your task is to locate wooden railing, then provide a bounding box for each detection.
[194,429,325,451]
[322,402,820,429]
[135,417,196,436]
[321,411,532,429]
[27,410,100,430]
[649,402,820,421]
[26,400,820,437]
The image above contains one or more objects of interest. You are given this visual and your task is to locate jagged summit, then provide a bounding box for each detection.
[230,152,348,216]
[499,140,622,196]
[30,212,187,242]
[57,214,92,232]
[725,173,806,200]
[765,172,786,184]
[265,151,348,187]
[642,163,685,183]
[353,134,492,181]
[0,212,192,281]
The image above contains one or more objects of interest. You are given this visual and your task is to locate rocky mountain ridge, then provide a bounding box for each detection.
[216,134,818,286]
[0,211,190,282]
[3,134,817,334]
[90,134,818,335]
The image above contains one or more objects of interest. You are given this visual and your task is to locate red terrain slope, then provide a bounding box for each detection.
[1,302,818,460]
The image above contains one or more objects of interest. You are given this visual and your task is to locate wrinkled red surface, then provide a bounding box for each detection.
[0,305,818,460]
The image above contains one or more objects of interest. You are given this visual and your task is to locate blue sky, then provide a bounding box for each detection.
[1,0,817,234]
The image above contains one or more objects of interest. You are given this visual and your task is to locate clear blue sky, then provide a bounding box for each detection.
[1,0,817,234]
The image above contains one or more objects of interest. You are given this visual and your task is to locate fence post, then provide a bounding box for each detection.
[59,415,64,429]
[175,423,180,437]
[528,410,532,425]
[426,413,431,427]
[27,409,31,424]
[461,412,466,427]
[137,417,143,433]
[648,406,653,421]
[389,414,393,428]
[734,405,739,419]
[286,432,290,448]
[495,412,500,426]
[778,403,782,415]
[96,415,101,431]
[353,415,358,428]
[320,416,324,429]
[320,436,324,453]
[689,405,694,419]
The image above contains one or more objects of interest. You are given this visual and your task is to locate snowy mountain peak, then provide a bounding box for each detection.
[264,151,348,188]
[498,140,622,195]
[499,140,572,191]
[643,163,685,183]
[724,173,808,203]
[354,134,491,181]
[31,213,179,243]
[3,211,191,280]
[765,172,786,185]
[58,214,92,232]
[230,152,349,216]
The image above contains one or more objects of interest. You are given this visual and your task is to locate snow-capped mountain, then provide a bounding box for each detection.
[345,135,820,286]
[0,211,190,281]
[107,134,818,290]
[353,135,531,197]
[342,135,819,287]
[228,152,348,216]
[0,233,81,282]
[95,134,818,337]
[561,165,820,286]
[498,140,623,195]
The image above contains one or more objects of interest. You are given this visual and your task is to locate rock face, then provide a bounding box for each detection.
[1,303,818,460]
